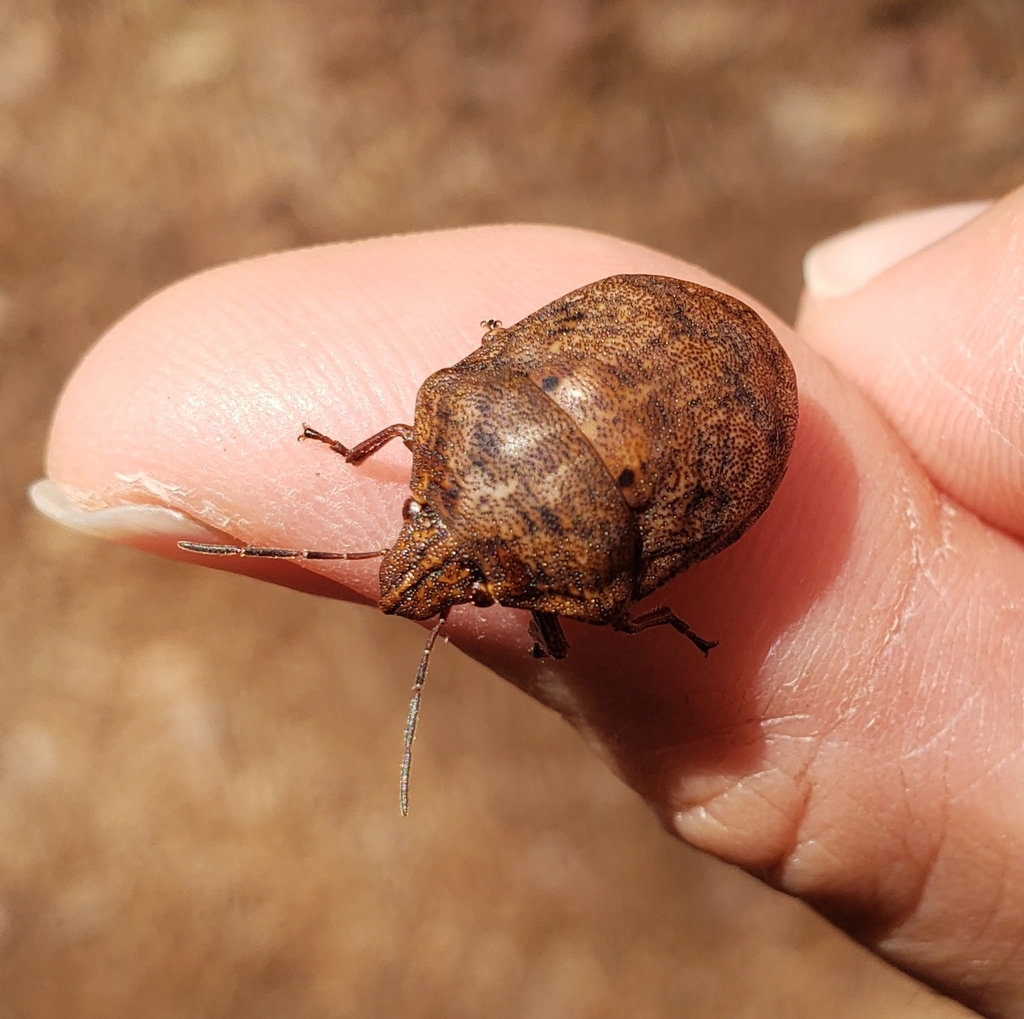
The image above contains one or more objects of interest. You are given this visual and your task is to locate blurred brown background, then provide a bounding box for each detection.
[2,0,1021,1016]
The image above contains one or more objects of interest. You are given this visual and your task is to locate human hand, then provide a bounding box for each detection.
[32,194,1024,1017]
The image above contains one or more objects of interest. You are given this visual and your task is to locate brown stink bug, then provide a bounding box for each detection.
[181,274,798,812]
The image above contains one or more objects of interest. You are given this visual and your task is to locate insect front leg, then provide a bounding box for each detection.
[615,606,717,656]
[180,421,410,563]
[179,543,386,561]
[301,423,414,465]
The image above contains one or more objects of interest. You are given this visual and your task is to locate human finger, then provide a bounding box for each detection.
[37,225,1024,1016]
[798,190,1024,539]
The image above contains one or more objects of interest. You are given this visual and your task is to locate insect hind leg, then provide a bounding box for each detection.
[615,606,717,656]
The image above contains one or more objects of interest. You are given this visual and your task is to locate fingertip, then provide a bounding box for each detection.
[799,200,991,309]
[795,186,1024,538]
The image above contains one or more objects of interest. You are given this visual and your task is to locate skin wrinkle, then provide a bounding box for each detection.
[788,835,844,874]
[957,229,1024,496]
[901,659,964,769]
[898,853,1006,992]
[692,723,820,874]
[788,644,869,759]
[844,762,934,931]
[882,756,1019,997]
[686,765,808,862]
[759,728,821,793]
[913,512,983,723]
[883,301,1024,534]
[806,461,932,753]
[776,492,901,734]
[790,497,929,778]
[893,761,944,930]
[996,378,1024,467]
[898,684,983,770]
[678,803,729,842]
[774,711,832,785]
[904,526,984,760]
[756,666,801,718]
[758,710,816,735]
[995,370,1024,499]
[935,497,959,558]
[974,741,1024,798]
[720,706,822,854]
[765,732,818,804]
[733,768,804,833]
[779,814,853,891]
[880,809,946,958]
[924,353,1017,459]
[909,527,1024,804]
[823,578,914,743]
[977,303,1024,367]
[778,743,938,929]
[949,733,1024,808]
[859,473,932,720]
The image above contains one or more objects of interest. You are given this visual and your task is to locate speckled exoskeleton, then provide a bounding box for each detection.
[181,274,799,811]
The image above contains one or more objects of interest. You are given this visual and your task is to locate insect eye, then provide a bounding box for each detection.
[402,498,422,523]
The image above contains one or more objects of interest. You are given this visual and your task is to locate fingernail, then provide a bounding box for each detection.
[802,201,991,300]
[28,479,222,542]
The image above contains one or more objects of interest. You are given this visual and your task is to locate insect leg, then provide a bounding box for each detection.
[528,611,570,660]
[178,542,386,560]
[616,606,717,656]
[300,423,414,464]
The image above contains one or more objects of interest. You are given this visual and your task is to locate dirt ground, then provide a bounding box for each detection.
[2,1,1022,1016]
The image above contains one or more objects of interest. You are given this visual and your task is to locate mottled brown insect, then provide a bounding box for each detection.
[181,274,798,811]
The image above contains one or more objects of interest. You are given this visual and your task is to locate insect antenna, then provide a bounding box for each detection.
[178,541,386,561]
[400,608,449,816]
